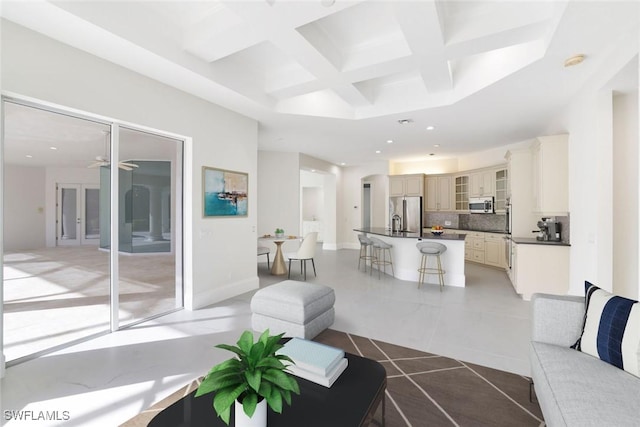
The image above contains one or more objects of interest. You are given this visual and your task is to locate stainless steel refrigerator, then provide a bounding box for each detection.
[389,196,423,232]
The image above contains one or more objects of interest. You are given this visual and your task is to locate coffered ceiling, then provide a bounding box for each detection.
[1,1,638,166]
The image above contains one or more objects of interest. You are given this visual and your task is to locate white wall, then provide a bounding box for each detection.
[391,140,531,178]
[1,20,259,312]
[257,151,300,252]
[613,90,639,299]
[564,42,638,295]
[390,157,458,175]
[3,165,46,251]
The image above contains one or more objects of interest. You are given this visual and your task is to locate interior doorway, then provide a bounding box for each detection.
[56,184,100,246]
[362,183,372,228]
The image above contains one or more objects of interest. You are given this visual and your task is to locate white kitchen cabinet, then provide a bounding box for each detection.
[462,231,506,268]
[465,231,485,263]
[469,170,494,198]
[389,174,424,197]
[425,175,452,211]
[484,233,505,268]
[454,175,469,211]
[494,168,508,213]
[509,242,569,300]
[389,176,405,197]
[532,135,568,215]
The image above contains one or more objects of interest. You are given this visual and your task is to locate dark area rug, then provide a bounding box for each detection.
[122,329,544,426]
[314,329,543,427]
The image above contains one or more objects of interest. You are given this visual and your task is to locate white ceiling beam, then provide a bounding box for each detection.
[393,1,452,93]
[445,21,552,61]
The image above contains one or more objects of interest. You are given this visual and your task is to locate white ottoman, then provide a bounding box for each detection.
[251,280,335,339]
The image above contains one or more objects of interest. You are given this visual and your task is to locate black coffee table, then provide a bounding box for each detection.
[148,352,386,427]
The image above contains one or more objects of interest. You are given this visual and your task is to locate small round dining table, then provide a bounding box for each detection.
[258,235,301,275]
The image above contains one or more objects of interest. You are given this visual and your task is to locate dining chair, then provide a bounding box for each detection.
[286,232,318,280]
[257,246,271,269]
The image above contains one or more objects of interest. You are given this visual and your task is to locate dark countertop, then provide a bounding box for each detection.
[354,227,466,241]
[511,237,571,246]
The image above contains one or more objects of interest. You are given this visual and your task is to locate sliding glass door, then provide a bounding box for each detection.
[2,101,112,362]
[2,98,183,364]
[116,126,183,327]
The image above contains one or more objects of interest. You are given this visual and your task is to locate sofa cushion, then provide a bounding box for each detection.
[572,281,640,377]
[531,341,640,426]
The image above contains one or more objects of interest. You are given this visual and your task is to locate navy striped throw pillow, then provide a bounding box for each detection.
[573,281,640,377]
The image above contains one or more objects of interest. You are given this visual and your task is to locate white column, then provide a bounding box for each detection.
[146,185,164,241]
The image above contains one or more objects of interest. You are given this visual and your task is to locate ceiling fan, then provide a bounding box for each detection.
[87,131,139,171]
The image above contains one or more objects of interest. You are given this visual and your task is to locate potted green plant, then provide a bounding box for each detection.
[275,228,284,238]
[195,330,300,426]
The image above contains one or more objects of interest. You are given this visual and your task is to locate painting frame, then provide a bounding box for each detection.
[202,166,248,218]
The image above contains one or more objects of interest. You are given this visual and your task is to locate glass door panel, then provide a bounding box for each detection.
[83,186,100,243]
[58,185,80,244]
[2,100,111,363]
[116,126,182,326]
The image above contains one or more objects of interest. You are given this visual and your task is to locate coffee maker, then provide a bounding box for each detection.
[534,217,562,242]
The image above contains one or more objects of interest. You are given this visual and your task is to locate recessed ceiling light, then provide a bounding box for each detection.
[564,54,585,67]
[387,140,393,144]
[426,126,435,131]
[50,146,58,150]
[375,150,381,154]
[397,119,413,125]
[26,154,33,158]
[311,169,316,172]
[340,162,346,166]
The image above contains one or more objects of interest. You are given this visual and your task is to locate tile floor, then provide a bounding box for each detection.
[1,246,533,426]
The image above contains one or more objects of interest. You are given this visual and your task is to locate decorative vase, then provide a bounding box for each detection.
[234,399,267,427]
[275,232,284,238]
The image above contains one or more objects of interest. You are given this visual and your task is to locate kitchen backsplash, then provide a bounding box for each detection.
[425,212,460,229]
[425,212,507,232]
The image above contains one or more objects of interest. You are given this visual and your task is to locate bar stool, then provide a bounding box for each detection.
[416,242,447,291]
[357,234,374,272]
[369,237,394,279]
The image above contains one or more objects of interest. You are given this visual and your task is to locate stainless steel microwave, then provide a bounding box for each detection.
[469,197,494,213]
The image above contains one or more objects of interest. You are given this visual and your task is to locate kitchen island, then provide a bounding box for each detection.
[354,227,466,287]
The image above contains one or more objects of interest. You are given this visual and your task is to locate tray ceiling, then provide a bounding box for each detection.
[1,1,638,166]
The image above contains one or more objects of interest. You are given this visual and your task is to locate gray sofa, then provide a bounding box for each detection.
[530,293,640,426]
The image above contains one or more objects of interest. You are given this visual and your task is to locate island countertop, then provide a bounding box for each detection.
[353,227,466,241]
[353,228,466,286]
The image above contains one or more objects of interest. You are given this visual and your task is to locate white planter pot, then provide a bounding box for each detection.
[234,399,267,427]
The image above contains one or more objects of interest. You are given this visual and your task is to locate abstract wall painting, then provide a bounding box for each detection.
[203,167,248,217]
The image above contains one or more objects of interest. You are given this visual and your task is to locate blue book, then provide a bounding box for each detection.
[278,338,345,376]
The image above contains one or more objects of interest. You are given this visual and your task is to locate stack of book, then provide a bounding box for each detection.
[278,338,348,388]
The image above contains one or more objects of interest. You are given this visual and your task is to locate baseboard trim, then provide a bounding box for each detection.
[342,243,360,250]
